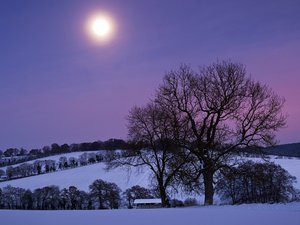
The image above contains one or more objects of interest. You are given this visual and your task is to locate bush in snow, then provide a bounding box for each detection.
[59,156,68,169]
[6,166,15,179]
[79,153,88,166]
[216,161,298,204]
[88,153,97,164]
[170,198,184,207]
[45,160,56,173]
[68,157,78,168]
[33,160,43,174]
[184,198,198,207]
[0,169,6,178]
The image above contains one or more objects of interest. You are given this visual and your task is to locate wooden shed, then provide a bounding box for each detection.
[133,198,162,208]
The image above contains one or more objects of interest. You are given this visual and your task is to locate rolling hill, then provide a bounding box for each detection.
[0,152,299,204]
[0,161,151,192]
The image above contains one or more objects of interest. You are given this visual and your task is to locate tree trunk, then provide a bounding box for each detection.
[203,169,214,205]
[158,183,169,207]
[98,195,104,209]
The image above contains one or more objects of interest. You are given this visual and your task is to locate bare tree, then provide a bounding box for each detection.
[154,61,286,205]
[107,102,191,207]
[32,186,60,210]
[89,179,121,209]
[1,185,26,209]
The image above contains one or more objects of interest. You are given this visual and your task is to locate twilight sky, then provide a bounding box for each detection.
[0,0,299,150]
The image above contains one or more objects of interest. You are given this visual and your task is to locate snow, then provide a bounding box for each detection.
[0,162,151,191]
[0,202,299,225]
[0,156,299,192]
[0,155,300,224]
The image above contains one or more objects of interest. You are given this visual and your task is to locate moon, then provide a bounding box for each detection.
[87,14,115,42]
[92,18,111,37]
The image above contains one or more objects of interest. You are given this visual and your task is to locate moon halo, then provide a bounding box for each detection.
[87,13,115,43]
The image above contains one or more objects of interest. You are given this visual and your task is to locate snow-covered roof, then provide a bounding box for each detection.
[134,198,162,204]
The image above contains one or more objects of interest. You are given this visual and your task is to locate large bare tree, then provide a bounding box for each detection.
[156,61,286,205]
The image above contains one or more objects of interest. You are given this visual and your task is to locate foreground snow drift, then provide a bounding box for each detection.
[1,203,300,225]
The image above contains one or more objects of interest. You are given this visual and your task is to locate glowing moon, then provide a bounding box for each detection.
[87,13,115,43]
[92,18,111,37]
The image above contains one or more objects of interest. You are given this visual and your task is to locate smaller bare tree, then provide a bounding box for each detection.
[107,102,191,207]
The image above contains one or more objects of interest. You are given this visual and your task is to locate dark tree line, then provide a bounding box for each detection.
[0,179,123,210]
[108,61,288,205]
[0,181,204,210]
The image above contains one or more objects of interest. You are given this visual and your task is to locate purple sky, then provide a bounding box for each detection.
[0,0,299,150]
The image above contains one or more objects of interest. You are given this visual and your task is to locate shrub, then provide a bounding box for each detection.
[216,161,297,204]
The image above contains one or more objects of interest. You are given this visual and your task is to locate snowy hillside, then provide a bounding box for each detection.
[0,161,151,192]
[0,150,104,170]
[1,202,300,225]
[1,153,300,225]
[0,155,299,192]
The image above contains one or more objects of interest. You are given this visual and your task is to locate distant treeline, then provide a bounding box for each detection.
[1,140,299,167]
[263,143,300,158]
[0,139,130,167]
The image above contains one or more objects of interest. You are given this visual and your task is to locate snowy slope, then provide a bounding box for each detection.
[0,156,299,194]
[0,162,151,191]
[1,202,300,225]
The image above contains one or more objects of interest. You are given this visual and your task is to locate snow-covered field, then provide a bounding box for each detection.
[1,155,299,191]
[1,202,300,225]
[0,154,300,225]
[0,162,151,191]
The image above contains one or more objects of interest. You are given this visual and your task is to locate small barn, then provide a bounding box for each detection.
[133,198,162,209]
